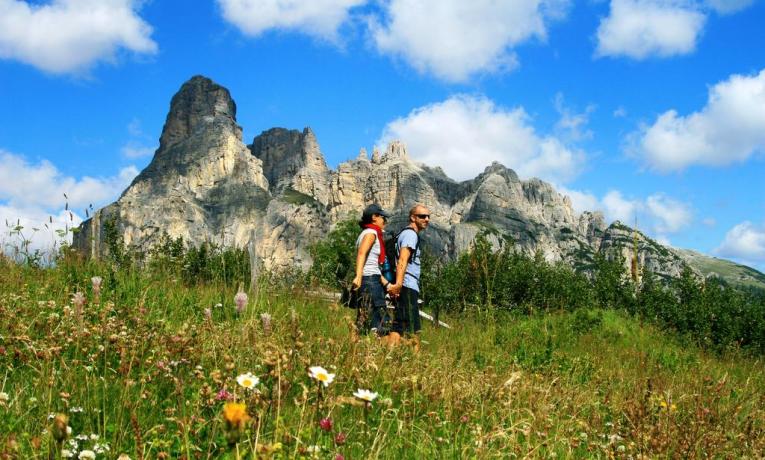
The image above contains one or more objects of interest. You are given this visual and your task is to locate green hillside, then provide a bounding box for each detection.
[1,257,764,458]
[677,248,765,290]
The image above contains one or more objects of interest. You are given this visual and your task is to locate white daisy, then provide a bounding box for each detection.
[353,389,379,403]
[236,372,259,389]
[308,366,335,387]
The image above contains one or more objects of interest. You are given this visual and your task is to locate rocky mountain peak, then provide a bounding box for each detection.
[250,126,330,203]
[381,140,409,162]
[158,75,238,151]
[75,75,762,287]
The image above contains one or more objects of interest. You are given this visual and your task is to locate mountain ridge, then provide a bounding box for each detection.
[72,75,765,289]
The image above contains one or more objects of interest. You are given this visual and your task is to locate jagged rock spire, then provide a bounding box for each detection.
[158,75,238,151]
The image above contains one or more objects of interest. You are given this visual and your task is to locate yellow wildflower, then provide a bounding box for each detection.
[223,402,250,430]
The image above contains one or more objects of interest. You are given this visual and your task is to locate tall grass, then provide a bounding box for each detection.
[1,252,764,458]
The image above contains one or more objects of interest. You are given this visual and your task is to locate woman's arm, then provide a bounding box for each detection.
[352,232,376,290]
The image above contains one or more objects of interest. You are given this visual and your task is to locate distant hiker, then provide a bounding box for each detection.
[388,204,430,337]
[352,203,393,335]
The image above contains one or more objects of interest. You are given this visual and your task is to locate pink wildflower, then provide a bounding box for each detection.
[216,389,232,401]
[234,291,248,314]
[319,417,333,432]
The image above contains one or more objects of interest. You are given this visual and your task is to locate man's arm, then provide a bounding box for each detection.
[388,246,410,296]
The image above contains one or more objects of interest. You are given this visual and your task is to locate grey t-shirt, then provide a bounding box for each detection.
[396,228,420,292]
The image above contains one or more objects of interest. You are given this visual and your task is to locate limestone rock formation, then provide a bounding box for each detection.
[74,75,711,282]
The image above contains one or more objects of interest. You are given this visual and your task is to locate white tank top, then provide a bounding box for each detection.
[356,228,381,276]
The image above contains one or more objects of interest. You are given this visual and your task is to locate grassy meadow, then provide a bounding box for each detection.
[1,244,764,459]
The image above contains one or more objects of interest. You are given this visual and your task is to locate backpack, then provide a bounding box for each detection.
[381,227,419,283]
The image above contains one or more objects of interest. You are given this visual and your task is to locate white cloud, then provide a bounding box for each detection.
[645,193,692,232]
[613,106,628,118]
[562,188,692,236]
[121,118,156,159]
[0,149,138,258]
[378,94,584,183]
[630,68,765,171]
[556,185,599,214]
[121,144,154,159]
[0,150,138,210]
[554,93,595,142]
[217,0,365,42]
[595,0,706,60]
[0,0,157,74]
[602,190,639,224]
[368,0,570,82]
[715,221,765,264]
[705,0,754,14]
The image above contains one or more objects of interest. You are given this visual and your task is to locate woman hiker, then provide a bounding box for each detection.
[351,203,393,335]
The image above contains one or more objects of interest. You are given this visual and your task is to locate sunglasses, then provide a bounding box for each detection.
[415,214,430,219]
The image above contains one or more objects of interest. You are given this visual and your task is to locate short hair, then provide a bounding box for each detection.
[408,203,427,221]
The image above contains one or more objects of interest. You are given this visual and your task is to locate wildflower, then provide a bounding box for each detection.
[117,455,132,460]
[90,276,102,302]
[78,450,96,459]
[215,389,232,401]
[260,313,272,336]
[334,432,347,445]
[222,402,250,445]
[0,391,9,404]
[353,389,378,403]
[223,402,250,429]
[72,292,85,318]
[308,366,335,387]
[236,372,259,390]
[306,445,321,454]
[203,308,212,320]
[69,406,84,413]
[51,414,69,442]
[335,454,345,460]
[319,417,333,432]
[91,276,102,293]
[61,450,74,458]
[234,291,248,314]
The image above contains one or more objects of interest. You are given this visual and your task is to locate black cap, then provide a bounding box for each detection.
[362,203,390,220]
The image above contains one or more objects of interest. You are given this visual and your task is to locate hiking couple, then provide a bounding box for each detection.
[351,203,430,339]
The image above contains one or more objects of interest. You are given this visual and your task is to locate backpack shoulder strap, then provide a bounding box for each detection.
[395,227,419,263]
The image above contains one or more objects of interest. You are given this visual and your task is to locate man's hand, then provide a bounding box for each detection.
[352,275,362,290]
[388,282,402,296]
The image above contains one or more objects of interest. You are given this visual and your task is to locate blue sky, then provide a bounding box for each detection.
[1,0,764,270]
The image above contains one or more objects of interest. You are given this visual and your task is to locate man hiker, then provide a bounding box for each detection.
[388,204,430,337]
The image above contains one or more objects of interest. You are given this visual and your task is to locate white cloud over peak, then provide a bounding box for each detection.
[378,94,584,184]
[630,68,765,172]
[217,0,366,42]
[0,0,157,74]
[562,188,692,239]
[0,149,138,256]
[715,221,765,265]
[595,0,706,60]
[368,0,570,82]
